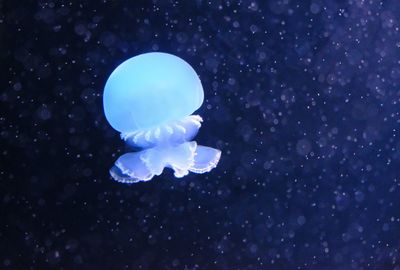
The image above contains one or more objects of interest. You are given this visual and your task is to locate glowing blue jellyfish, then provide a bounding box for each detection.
[103,52,221,183]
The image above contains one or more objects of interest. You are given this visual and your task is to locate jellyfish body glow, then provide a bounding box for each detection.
[103,52,221,183]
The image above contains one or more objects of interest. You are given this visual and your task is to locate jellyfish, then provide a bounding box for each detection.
[103,52,221,183]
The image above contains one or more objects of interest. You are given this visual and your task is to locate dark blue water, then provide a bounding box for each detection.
[1,1,400,269]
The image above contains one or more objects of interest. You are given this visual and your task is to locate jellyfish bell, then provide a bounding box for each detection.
[103,52,204,133]
[103,52,220,183]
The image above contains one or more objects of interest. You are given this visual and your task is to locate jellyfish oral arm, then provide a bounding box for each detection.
[120,115,203,148]
[110,141,221,184]
[188,145,221,174]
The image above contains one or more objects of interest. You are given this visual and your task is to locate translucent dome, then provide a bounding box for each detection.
[103,52,204,133]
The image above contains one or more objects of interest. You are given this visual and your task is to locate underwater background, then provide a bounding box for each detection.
[1,0,400,269]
